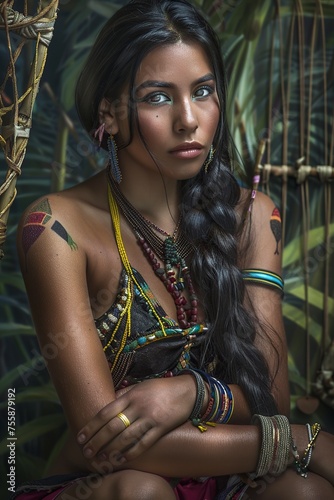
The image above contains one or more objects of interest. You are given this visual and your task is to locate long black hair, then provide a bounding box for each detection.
[76,0,278,415]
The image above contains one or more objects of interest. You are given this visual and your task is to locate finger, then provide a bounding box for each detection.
[116,385,135,398]
[120,421,164,462]
[77,396,131,444]
[101,418,161,464]
[82,409,135,459]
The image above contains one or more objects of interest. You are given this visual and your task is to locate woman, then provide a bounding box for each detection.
[15,0,334,499]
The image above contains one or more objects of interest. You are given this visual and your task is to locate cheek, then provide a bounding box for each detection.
[138,111,169,140]
[204,108,220,139]
[196,98,219,130]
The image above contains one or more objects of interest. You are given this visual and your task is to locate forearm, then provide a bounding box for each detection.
[227,384,252,424]
[77,375,281,477]
[117,423,334,486]
[227,383,288,424]
[111,422,261,477]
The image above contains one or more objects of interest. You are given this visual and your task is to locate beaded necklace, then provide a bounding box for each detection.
[108,172,191,261]
[107,172,198,329]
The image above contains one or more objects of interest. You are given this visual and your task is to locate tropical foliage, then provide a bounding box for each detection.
[0,0,333,492]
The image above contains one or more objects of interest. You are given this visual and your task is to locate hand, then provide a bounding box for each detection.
[291,424,334,486]
[76,374,200,464]
[308,430,334,486]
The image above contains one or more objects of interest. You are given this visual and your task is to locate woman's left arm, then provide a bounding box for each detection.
[237,190,290,416]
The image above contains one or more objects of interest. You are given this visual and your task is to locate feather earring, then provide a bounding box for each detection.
[94,123,105,149]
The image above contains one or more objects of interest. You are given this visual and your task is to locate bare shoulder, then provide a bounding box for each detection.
[17,171,109,262]
[18,170,108,227]
[238,187,277,222]
[238,189,282,273]
[250,190,279,225]
[17,192,80,252]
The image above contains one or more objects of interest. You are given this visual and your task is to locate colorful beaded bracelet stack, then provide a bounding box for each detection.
[196,369,234,425]
[291,422,321,478]
[177,368,234,432]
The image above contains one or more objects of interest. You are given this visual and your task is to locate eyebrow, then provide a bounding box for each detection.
[135,73,216,92]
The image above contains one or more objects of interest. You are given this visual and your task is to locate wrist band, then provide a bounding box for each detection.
[251,414,292,478]
[177,368,234,432]
[193,369,234,425]
[176,369,206,422]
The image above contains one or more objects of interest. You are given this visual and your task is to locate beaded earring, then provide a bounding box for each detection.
[203,145,214,174]
[107,135,122,184]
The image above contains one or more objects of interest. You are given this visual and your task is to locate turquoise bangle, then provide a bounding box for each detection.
[242,268,284,293]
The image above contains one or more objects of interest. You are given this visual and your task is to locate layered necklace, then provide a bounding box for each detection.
[108,172,198,329]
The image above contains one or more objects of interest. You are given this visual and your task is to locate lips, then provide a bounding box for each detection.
[170,142,204,159]
[170,142,203,152]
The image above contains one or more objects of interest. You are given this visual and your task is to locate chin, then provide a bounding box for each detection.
[171,165,204,181]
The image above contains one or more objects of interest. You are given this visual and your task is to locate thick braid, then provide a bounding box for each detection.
[181,161,277,416]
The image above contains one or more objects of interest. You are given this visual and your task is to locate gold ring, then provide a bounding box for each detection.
[116,412,131,428]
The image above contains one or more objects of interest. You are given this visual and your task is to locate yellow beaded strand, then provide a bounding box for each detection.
[108,185,168,339]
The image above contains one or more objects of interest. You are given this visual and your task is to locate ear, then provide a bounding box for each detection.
[98,97,119,135]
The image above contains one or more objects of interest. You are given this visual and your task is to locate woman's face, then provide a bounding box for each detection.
[115,41,220,182]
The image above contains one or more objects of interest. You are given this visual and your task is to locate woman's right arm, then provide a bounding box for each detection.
[16,194,200,471]
[17,194,118,434]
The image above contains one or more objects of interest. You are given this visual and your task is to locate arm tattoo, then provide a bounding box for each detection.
[22,198,78,258]
[51,220,78,250]
[270,207,282,255]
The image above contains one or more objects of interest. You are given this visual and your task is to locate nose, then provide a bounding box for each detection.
[173,98,198,134]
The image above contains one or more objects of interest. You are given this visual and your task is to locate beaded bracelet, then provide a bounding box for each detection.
[177,368,234,432]
[194,369,234,424]
[271,415,291,476]
[291,422,321,478]
[176,369,206,425]
[251,414,292,478]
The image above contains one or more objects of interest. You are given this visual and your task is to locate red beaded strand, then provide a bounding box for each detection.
[107,172,198,329]
[137,234,198,329]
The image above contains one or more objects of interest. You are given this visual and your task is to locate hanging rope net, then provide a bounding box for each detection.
[253,0,334,413]
[0,0,59,259]
[223,0,333,418]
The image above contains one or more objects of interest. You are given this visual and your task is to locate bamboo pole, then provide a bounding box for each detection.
[0,0,59,259]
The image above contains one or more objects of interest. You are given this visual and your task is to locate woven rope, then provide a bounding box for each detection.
[0,0,59,259]
[0,7,56,46]
[317,166,333,182]
[296,165,312,184]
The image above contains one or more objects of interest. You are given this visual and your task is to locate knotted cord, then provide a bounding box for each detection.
[0,0,59,259]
